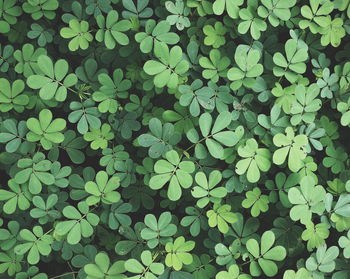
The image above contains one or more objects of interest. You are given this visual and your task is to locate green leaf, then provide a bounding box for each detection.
[14,226,53,265]
[95,10,131,49]
[27,55,77,102]
[141,211,177,248]
[165,236,195,271]
[0,78,29,113]
[246,231,286,277]
[306,245,339,273]
[149,150,194,201]
[191,170,227,208]
[301,222,329,251]
[26,109,66,150]
[85,171,121,205]
[206,203,237,233]
[242,187,269,217]
[273,39,308,83]
[144,44,189,89]
[84,252,125,278]
[288,176,326,224]
[54,202,99,245]
[273,127,308,172]
[60,19,93,51]
[228,45,263,90]
[236,138,271,183]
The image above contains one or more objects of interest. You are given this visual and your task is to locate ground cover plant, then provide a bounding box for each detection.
[1,0,350,278]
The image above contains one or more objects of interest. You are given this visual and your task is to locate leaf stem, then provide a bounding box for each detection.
[48,271,79,279]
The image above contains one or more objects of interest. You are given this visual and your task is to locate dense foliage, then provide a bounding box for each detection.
[0,0,350,278]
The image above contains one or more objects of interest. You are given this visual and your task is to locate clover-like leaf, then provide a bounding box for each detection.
[149,150,195,201]
[299,0,333,33]
[0,119,29,153]
[85,171,121,205]
[0,78,29,112]
[187,111,244,159]
[242,187,269,217]
[84,252,125,279]
[273,39,308,83]
[199,49,230,83]
[13,43,47,77]
[125,250,164,279]
[165,236,195,271]
[141,211,177,248]
[203,22,227,49]
[180,206,208,237]
[0,179,31,214]
[165,0,190,30]
[22,0,58,20]
[14,226,53,265]
[246,230,286,277]
[26,109,66,150]
[206,203,237,233]
[213,0,243,18]
[227,45,263,90]
[138,118,181,158]
[95,10,131,49]
[14,152,54,194]
[273,127,308,172]
[258,0,296,26]
[238,3,267,40]
[135,19,179,53]
[0,0,22,33]
[93,68,131,113]
[83,123,114,150]
[236,138,271,183]
[54,202,99,245]
[27,55,78,101]
[301,222,329,251]
[191,170,227,208]
[290,84,321,126]
[305,245,339,273]
[60,19,93,51]
[143,43,189,89]
[288,176,326,224]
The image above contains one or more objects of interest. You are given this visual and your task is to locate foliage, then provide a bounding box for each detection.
[165,236,195,271]
[0,1,350,279]
[273,38,308,83]
[206,203,237,233]
[246,230,286,277]
[149,150,195,201]
[191,170,227,208]
[288,176,326,224]
[141,211,177,248]
[26,55,77,101]
[84,171,121,205]
[227,45,263,90]
[143,43,189,89]
[236,138,271,183]
[95,10,131,49]
[187,111,244,159]
[60,19,93,51]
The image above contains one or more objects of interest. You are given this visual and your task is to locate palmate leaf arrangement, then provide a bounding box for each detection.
[1,0,350,279]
